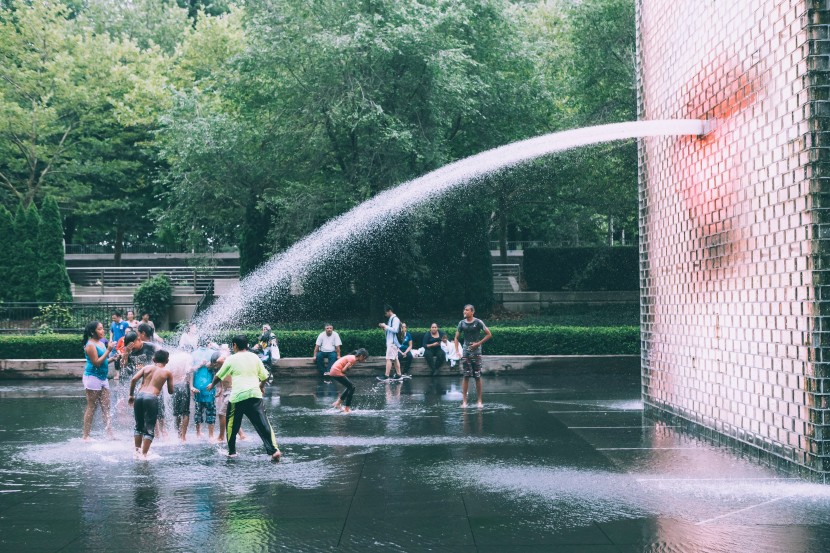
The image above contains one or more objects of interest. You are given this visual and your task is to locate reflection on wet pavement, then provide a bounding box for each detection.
[1,369,829,552]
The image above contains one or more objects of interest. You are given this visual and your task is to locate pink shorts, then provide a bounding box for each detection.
[216,391,231,416]
[386,344,399,360]
[82,374,110,391]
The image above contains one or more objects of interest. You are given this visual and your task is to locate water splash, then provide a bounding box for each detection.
[194,120,706,334]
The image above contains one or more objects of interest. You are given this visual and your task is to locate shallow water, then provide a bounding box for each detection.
[2,369,830,552]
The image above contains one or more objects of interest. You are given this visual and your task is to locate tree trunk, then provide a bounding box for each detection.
[114,221,125,267]
[498,192,508,264]
[607,215,614,246]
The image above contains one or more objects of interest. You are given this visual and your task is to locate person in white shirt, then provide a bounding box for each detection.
[177,323,199,351]
[441,334,460,367]
[312,323,342,376]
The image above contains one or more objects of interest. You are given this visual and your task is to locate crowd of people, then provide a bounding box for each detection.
[81,304,491,461]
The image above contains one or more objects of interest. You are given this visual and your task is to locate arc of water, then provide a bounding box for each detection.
[195,119,707,335]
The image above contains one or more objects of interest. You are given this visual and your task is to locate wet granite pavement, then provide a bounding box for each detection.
[2,367,830,552]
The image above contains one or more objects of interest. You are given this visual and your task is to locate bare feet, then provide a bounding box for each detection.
[271,450,282,463]
[461,402,467,408]
[477,402,483,408]
[343,406,351,413]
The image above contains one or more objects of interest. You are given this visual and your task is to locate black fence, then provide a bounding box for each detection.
[0,302,135,334]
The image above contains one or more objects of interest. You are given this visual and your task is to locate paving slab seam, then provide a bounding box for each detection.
[567,426,681,429]
[46,531,81,553]
[695,495,795,525]
[595,447,700,451]
[337,451,368,548]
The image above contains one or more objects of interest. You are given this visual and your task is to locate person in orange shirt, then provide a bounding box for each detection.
[325,348,369,413]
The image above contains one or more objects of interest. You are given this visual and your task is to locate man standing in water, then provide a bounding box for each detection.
[453,304,492,408]
[379,304,403,380]
[207,335,281,462]
[128,349,174,458]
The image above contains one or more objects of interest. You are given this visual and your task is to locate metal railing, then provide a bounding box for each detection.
[489,241,547,251]
[193,280,216,317]
[65,244,239,255]
[0,302,135,334]
[67,266,240,294]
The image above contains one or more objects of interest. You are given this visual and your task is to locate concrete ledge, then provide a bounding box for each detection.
[0,355,640,379]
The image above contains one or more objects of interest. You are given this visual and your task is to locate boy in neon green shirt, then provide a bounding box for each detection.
[207,335,281,461]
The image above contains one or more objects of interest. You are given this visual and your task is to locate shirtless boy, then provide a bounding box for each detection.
[129,350,174,458]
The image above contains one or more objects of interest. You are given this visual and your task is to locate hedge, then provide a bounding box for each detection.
[0,326,640,359]
[524,246,639,291]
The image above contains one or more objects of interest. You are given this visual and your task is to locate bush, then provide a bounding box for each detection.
[32,304,73,332]
[134,274,173,322]
[0,326,640,359]
[524,246,639,291]
[0,334,83,359]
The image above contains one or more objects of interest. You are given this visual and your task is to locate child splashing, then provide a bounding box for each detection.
[129,350,174,459]
[325,348,369,413]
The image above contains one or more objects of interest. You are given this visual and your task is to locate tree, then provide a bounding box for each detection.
[36,196,72,302]
[0,204,13,301]
[134,273,173,325]
[556,0,638,245]
[158,0,560,311]
[8,203,40,301]
[0,1,175,257]
[80,0,192,55]
[480,0,639,250]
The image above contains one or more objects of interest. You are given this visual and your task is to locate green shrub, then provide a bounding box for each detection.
[32,304,73,332]
[524,246,639,291]
[134,274,173,322]
[0,334,83,359]
[0,326,640,359]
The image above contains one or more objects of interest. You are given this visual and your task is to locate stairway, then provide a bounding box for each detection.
[492,264,521,293]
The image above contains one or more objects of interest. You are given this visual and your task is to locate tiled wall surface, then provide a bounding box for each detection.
[637,0,830,477]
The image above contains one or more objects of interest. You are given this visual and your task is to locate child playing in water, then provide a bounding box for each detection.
[325,348,369,413]
[167,351,193,442]
[210,350,246,444]
[129,350,174,458]
[190,349,217,440]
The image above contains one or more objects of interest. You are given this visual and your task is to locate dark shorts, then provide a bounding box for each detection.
[134,392,159,441]
[194,400,216,425]
[173,384,190,417]
[461,347,482,378]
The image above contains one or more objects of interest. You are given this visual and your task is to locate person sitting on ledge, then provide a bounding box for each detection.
[312,323,342,377]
